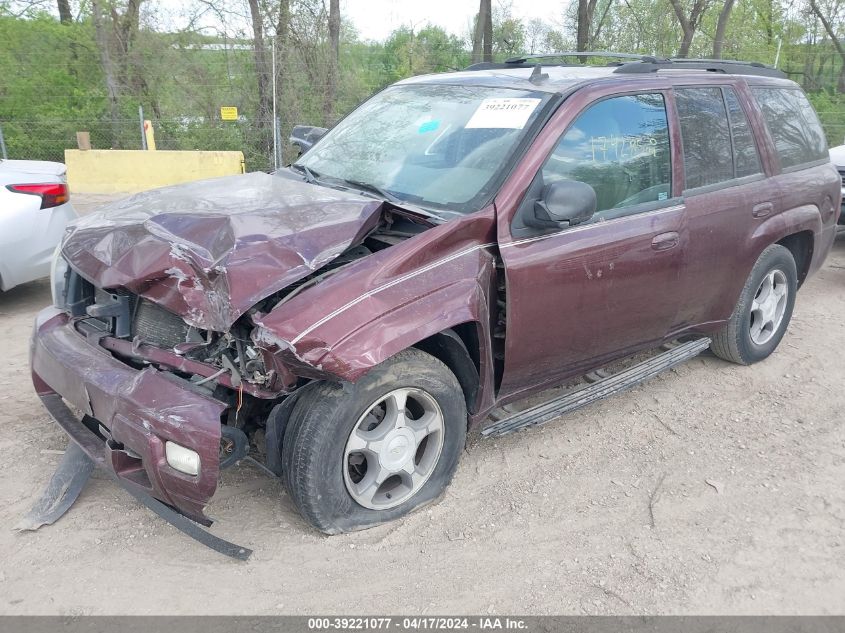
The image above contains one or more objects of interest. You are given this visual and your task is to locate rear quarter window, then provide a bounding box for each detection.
[751,87,828,169]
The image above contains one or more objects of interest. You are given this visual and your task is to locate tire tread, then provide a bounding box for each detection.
[281,348,465,534]
[710,244,796,365]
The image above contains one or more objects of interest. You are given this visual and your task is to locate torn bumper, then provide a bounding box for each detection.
[30,307,226,522]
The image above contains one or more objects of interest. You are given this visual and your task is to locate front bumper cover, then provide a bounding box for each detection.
[30,307,226,523]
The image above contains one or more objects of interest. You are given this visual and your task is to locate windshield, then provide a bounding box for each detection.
[295,84,551,214]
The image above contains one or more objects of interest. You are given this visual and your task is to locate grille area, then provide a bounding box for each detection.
[132,299,192,349]
[839,169,845,188]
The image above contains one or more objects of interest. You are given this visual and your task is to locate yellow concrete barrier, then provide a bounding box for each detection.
[65,149,246,194]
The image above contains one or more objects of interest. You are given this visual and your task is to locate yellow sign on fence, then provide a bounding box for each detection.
[220,106,238,121]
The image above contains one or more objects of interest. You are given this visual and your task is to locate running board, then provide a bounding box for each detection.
[482,338,711,438]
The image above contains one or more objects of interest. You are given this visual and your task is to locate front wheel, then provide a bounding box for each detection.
[711,244,797,365]
[281,349,467,534]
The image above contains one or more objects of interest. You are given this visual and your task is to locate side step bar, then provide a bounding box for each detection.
[482,338,711,438]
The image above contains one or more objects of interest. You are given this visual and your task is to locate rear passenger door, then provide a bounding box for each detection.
[672,84,773,328]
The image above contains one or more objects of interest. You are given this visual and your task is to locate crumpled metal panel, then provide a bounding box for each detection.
[60,172,382,331]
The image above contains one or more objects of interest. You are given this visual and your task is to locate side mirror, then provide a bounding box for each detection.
[528,180,596,229]
[289,125,328,156]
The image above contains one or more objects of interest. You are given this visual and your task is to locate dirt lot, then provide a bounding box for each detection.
[0,194,843,615]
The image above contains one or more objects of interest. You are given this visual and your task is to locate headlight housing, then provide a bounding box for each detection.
[50,245,69,309]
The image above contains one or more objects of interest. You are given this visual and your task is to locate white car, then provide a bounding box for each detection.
[0,160,77,292]
[829,145,845,228]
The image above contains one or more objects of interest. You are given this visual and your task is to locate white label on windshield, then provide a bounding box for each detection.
[465,98,541,129]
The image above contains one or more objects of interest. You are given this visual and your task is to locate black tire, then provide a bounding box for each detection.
[281,348,467,534]
[711,244,797,365]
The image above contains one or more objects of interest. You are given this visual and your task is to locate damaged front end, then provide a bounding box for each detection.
[27,172,438,555]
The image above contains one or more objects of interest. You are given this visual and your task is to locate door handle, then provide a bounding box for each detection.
[752,202,774,218]
[651,231,679,251]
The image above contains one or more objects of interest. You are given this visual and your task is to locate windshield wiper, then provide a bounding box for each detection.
[290,169,441,221]
[331,178,442,220]
[292,166,400,204]
[337,179,404,205]
[289,163,318,184]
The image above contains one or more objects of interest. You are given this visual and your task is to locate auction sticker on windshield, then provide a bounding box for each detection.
[465,97,541,129]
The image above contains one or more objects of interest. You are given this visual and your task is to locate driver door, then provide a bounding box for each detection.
[497,90,687,399]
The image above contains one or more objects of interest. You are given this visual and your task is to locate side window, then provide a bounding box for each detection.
[541,93,672,216]
[724,88,762,178]
[675,87,733,189]
[752,87,828,169]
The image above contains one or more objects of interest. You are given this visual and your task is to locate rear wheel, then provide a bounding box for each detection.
[711,244,797,365]
[281,349,466,534]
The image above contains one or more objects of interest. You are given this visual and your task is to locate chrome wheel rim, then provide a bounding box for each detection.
[343,388,445,510]
[749,269,788,346]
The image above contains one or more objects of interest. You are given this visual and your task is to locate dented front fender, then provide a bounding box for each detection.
[252,208,499,410]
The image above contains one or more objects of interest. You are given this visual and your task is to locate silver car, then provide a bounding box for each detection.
[0,160,77,292]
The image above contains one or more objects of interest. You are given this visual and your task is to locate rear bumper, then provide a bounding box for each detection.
[30,307,226,522]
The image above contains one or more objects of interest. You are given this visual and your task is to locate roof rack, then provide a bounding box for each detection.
[504,51,664,64]
[463,52,787,79]
[464,51,666,71]
[613,57,786,78]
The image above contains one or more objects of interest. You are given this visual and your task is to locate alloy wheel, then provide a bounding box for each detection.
[749,269,788,346]
[343,388,445,510]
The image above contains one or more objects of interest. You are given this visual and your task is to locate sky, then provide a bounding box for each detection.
[341,0,568,42]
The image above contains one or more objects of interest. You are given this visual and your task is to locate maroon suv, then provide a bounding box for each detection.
[29,54,839,545]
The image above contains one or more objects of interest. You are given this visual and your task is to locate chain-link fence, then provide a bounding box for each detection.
[0,116,279,172]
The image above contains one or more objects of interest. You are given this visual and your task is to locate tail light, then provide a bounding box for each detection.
[6,183,70,209]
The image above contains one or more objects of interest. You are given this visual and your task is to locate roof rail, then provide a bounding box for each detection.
[504,51,665,65]
[614,58,786,78]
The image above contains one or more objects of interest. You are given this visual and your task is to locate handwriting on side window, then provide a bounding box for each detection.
[590,135,658,162]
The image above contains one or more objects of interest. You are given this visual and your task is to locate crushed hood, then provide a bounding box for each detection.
[61,172,382,331]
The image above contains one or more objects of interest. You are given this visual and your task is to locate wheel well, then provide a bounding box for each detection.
[777,231,814,287]
[414,324,480,414]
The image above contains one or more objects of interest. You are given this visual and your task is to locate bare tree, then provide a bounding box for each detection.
[92,0,121,146]
[324,0,340,123]
[712,0,736,58]
[525,18,547,53]
[57,0,72,23]
[472,0,492,63]
[247,0,272,124]
[809,0,845,92]
[275,0,291,80]
[111,0,142,59]
[576,0,598,51]
[573,0,613,54]
[483,1,492,61]
[668,0,713,57]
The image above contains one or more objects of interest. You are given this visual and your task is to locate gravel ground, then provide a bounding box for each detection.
[0,194,843,615]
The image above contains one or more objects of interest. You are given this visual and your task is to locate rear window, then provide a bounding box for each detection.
[752,87,828,169]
